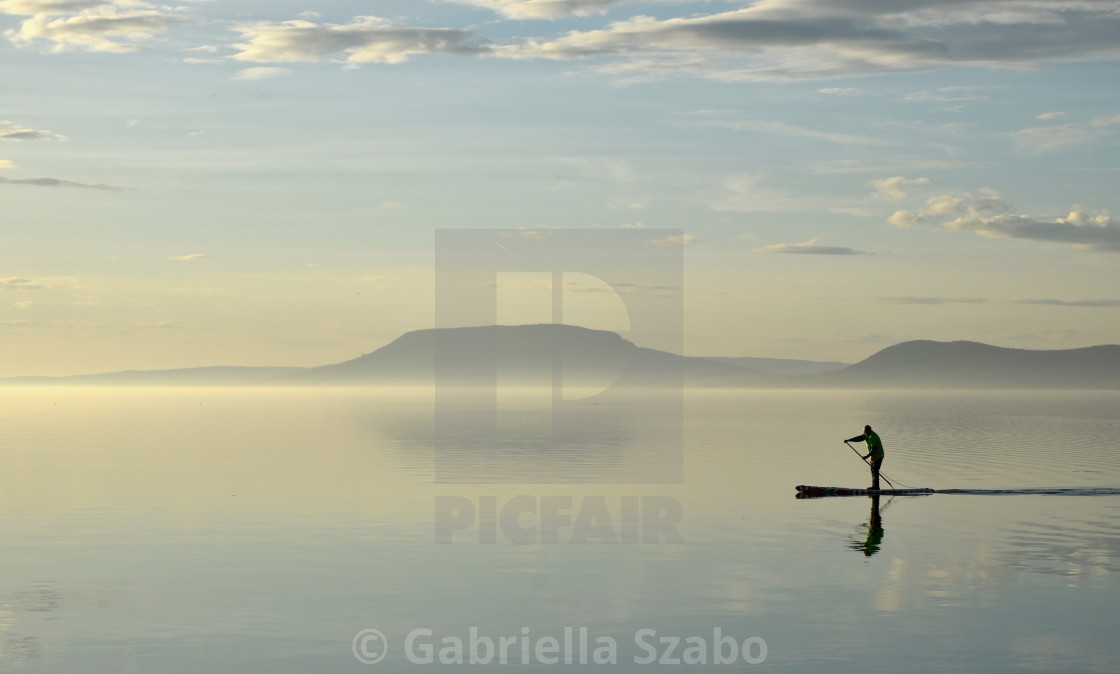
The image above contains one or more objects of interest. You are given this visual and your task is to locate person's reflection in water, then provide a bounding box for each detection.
[850,494,885,557]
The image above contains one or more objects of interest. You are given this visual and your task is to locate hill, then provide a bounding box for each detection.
[284,324,775,387]
[702,356,849,377]
[811,340,1120,389]
[2,332,1116,389]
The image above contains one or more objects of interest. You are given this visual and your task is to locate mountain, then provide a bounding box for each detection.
[1,366,306,386]
[284,324,775,387]
[702,356,850,377]
[810,340,1120,389]
[2,331,1117,389]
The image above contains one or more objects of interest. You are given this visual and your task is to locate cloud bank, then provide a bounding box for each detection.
[2,1,179,53]
[230,16,488,65]
[0,120,65,141]
[889,188,1120,253]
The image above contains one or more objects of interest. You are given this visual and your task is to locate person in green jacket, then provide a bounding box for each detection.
[846,424,885,490]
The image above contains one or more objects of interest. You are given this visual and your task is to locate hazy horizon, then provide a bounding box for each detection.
[4,324,1117,389]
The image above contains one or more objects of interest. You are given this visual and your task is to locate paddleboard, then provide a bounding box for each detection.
[796,485,935,497]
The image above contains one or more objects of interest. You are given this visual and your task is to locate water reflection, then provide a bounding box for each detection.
[845,495,886,557]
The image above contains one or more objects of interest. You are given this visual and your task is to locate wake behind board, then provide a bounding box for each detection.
[796,485,935,498]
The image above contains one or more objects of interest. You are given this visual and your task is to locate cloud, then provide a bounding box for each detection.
[818,87,867,96]
[1017,298,1120,307]
[230,16,488,65]
[0,176,126,189]
[0,276,77,290]
[169,253,208,261]
[693,113,890,146]
[754,238,867,255]
[903,86,989,103]
[1036,111,1066,120]
[0,0,104,15]
[0,120,66,141]
[5,4,178,53]
[443,0,646,19]
[554,156,635,182]
[881,296,986,305]
[890,190,1120,253]
[1011,123,1098,153]
[714,174,822,213]
[1011,114,1120,153]
[869,176,932,202]
[813,159,990,174]
[967,209,1120,252]
[0,160,14,169]
[650,234,702,247]
[232,66,292,81]
[0,277,47,290]
[490,1,1120,81]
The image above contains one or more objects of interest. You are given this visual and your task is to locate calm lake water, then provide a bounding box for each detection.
[1,387,1119,672]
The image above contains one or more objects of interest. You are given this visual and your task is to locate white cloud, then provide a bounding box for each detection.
[169,253,208,261]
[1011,124,1097,153]
[230,17,487,65]
[887,210,920,227]
[1092,114,1120,128]
[1036,111,1066,120]
[903,87,988,103]
[754,237,867,255]
[490,1,1120,81]
[695,114,891,146]
[6,4,178,53]
[714,175,796,213]
[0,159,15,168]
[0,120,66,141]
[1012,113,1120,153]
[650,234,702,247]
[232,66,292,81]
[713,174,844,213]
[0,0,104,15]
[818,87,867,96]
[812,158,990,174]
[889,189,1120,253]
[869,176,931,202]
[443,0,646,19]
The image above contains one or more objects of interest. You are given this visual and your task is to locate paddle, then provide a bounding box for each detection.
[845,441,896,489]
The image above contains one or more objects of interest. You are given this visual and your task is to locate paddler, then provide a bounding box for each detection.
[845,425,885,490]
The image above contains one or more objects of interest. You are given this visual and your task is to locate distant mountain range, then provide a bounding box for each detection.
[3,325,1118,389]
[812,339,1120,389]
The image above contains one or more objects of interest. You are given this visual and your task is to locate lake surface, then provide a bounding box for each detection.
[1,387,1119,672]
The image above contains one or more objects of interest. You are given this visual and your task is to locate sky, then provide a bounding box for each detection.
[2,0,1119,376]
